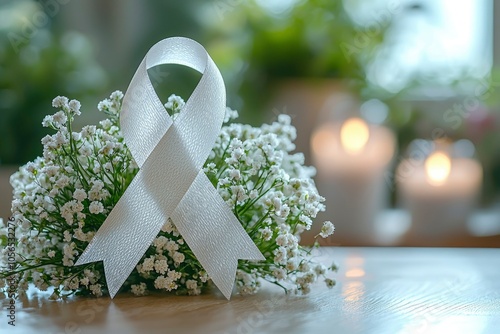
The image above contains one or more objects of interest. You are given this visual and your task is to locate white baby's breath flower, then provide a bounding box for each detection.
[153,236,168,251]
[231,185,248,203]
[319,221,335,238]
[90,284,103,297]
[199,271,209,283]
[63,230,72,242]
[100,119,113,130]
[273,246,287,265]
[52,96,69,108]
[141,256,155,273]
[69,99,81,115]
[173,252,185,264]
[81,125,96,138]
[73,189,87,202]
[131,282,147,296]
[325,278,336,289]
[161,219,175,233]
[166,240,179,252]
[52,111,67,127]
[276,233,291,247]
[224,107,238,123]
[186,279,198,290]
[97,100,112,113]
[42,115,53,128]
[110,90,124,101]
[229,169,241,180]
[260,227,273,241]
[249,189,258,199]
[3,91,336,299]
[164,94,185,112]
[314,264,327,276]
[299,262,311,273]
[272,267,287,280]
[89,201,104,214]
[154,275,177,291]
[286,258,298,271]
[80,277,90,287]
[154,259,169,275]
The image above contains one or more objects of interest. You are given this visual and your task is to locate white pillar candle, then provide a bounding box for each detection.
[397,150,483,240]
[310,118,395,244]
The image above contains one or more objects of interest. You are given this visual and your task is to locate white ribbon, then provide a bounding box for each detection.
[76,37,264,299]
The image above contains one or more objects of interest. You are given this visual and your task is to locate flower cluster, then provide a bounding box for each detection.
[0,92,336,298]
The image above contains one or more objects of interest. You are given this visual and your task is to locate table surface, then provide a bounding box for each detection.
[2,247,500,334]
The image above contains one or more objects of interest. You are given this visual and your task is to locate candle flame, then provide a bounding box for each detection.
[340,118,369,154]
[425,151,451,186]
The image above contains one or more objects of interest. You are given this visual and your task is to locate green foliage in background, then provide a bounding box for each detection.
[206,0,391,119]
[0,1,107,165]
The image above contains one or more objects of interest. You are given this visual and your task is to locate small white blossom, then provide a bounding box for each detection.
[131,282,148,296]
[52,111,67,127]
[166,240,179,252]
[154,259,169,275]
[73,189,87,202]
[286,258,298,271]
[89,201,104,214]
[325,278,336,289]
[224,107,238,123]
[273,246,287,265]
[90,284,103,297]
[319,221,335,238]
[249,189,258,199]
[80,277,90,287]
[272,267,287,280]
[229,169,241,180]
[69,99,81,115]
[231,185,248,203]
[164,94,185,112]
[52,96,69,108]
[260,227,273,241]
[186,279,198,290]
[154,275,178,291]
[173,252,185,264]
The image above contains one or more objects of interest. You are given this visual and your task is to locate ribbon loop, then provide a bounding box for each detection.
[76,37,264,299]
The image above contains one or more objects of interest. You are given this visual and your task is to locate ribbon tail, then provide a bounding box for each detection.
[75,172,166,298]
[171,171,265,299]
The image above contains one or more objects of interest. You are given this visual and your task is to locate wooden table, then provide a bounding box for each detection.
[3,247,500,334]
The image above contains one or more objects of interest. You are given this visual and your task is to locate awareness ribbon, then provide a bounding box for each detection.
[76,37,264,299]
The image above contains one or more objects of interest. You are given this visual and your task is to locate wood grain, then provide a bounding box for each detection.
[2,247,500,334]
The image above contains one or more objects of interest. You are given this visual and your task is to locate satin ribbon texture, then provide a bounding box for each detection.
[75,37,264,299]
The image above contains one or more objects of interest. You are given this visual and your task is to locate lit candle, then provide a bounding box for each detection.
[425,151,451,186]
[340,118,370,154]
[310,118,395,244]
[397,147,483,241]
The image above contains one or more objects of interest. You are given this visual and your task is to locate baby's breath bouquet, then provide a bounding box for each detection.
[0,92,336,299]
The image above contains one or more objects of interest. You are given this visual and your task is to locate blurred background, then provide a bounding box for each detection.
[0,0,499,247]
